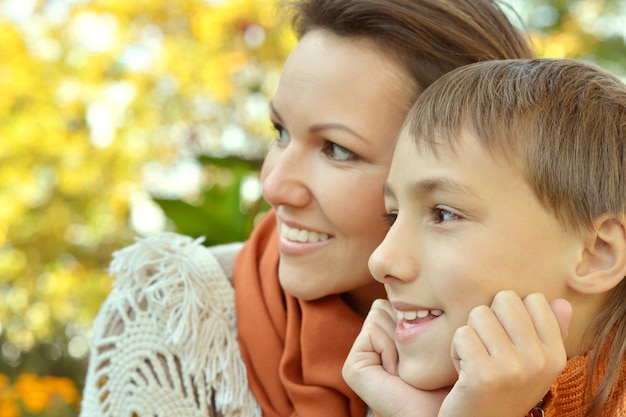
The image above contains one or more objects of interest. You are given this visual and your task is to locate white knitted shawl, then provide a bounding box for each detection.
[79,233,261,417]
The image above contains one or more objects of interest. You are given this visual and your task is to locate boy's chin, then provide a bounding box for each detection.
[398,361,456,391]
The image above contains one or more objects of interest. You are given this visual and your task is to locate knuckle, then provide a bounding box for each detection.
[371,298,387,308]
[467,304,491,323]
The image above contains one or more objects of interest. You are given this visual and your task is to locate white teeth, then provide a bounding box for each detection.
[401,311,417,321]
[287,227,299,241]
[397,309,444,321]
[297,229,309,242]
[281,223,330,243]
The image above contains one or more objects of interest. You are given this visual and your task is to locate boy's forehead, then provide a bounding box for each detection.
[394,125,462,159]
[389,129,531,201]
[392,127,515,176]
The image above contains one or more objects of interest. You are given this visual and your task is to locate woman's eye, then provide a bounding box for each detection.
[272,123,290,144]
[321,141,357,161]
[432,207,459,223]
[382,212,397,228]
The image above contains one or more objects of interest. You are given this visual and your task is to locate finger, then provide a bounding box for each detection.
[350,301,399,375]
[487,290,565,355]
[523,293,568,345]
[373,322,399,375]
[465,302,518,358]
[550,298,572,340]
[450,324,491,375]
[355,321,399,373]
[367,299,397,340]
[489,290,540,347]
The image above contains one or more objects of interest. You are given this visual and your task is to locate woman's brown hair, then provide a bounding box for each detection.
[283,0,533,95]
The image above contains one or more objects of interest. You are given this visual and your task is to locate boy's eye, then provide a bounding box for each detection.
[272,123,290,143]
[432,207,459,223]
[321,141,357,161]
[382,212,397,228]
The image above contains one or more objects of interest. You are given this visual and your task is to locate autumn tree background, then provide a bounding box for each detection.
[1,0,625,415]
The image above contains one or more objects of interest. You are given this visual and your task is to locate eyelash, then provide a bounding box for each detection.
[271,122,289,143]
[432,207,460,224]
[381,207,460,228]
[321,141,357,161]
[382,212,397,228]
[270,121,358,162]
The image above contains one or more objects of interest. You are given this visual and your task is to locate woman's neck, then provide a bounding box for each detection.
[342,281,387,316]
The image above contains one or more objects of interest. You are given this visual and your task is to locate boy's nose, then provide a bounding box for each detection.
[369,221,420,284]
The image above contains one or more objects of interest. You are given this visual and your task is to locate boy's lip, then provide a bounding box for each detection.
[391,301,442,314]
[391,301,444,343]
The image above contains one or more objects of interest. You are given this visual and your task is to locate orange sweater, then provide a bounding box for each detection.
[533,349,626,416]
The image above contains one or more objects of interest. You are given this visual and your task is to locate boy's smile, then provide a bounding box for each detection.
[368,128,583,391]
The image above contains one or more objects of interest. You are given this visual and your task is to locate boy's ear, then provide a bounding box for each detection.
[571,215,626,294]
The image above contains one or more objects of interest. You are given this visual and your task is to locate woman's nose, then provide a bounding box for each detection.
[261,144,312,208]
[368,220,420,284]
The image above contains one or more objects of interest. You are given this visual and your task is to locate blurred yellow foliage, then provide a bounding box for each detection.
[0,0,292,375]
[532,12,597,58]
[0,373,80,417]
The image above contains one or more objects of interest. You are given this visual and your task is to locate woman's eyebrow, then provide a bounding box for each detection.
[270,100,369,143]
[309,123,369,143]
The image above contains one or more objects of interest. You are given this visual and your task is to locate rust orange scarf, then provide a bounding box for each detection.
[233,211,368,417]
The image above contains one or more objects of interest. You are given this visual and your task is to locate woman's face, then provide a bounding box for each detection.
[261,29,415,308]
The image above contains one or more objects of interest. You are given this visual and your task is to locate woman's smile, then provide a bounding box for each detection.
[278,221,334,256]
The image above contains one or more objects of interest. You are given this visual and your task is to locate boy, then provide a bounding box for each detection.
[343,58,626,417]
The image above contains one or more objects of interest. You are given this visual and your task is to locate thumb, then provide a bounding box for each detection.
[550,298,572,340]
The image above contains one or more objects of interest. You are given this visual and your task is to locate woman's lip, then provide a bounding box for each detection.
[278,218,333,242]
[278,218,328,235]
[278,233,332,256]
[274,217,334,255]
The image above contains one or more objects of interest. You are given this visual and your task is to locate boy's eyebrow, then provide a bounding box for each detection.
[409,177,479,199]
[383,177,479,199]
[269,101,284,124]
[269,101,369,143]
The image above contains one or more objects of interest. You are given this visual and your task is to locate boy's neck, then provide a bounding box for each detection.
[564,292,610,357]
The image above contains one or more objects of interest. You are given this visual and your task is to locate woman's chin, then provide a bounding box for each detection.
[278,270,326,301]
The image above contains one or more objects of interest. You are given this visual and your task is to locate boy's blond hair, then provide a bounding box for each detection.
[405,58,626,417]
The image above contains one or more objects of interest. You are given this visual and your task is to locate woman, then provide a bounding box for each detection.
[80,1,534,416]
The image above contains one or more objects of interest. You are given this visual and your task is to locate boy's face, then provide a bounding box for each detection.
[369,128,581,390]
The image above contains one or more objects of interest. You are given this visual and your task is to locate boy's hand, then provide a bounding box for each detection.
[342,299,448,417]
[439,290,572,417]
